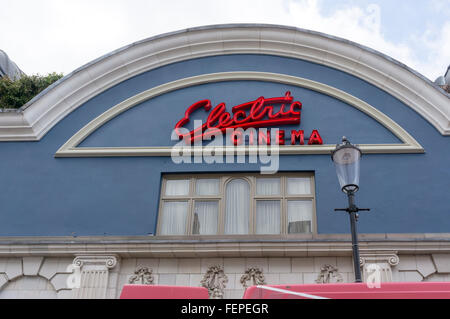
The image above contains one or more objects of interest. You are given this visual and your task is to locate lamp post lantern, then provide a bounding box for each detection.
[332,137,370,283]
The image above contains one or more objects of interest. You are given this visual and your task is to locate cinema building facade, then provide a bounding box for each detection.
[0,25,449,299]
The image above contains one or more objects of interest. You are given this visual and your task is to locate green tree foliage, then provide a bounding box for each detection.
[0,73,63,109]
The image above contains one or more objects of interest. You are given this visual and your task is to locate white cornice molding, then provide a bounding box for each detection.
[1,239,450,258]
[55,72,423,157]
[0,24,449,142]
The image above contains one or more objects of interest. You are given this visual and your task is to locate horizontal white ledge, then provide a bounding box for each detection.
[1,235,450,257]
[54,144,424,158]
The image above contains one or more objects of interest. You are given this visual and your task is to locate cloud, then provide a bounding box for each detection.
[282,0,448,80]
[0,0,448,80]
[412,21,450,80]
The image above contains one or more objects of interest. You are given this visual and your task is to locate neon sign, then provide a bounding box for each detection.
[174,92,323,145]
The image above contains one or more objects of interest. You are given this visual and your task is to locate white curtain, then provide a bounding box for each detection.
[225,179,250,234]
[256,178,281,196]
[165,179,190,196]
[160,201,188,235]
[193,201,218,235]
[196,179,220,196]
[287,200,313,234]
[256,201,281,234]
[287,177,311,195]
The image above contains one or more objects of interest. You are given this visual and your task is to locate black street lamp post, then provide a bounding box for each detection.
[332,137,370,283]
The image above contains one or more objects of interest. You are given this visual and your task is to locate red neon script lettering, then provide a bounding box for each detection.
[175,92,302,142]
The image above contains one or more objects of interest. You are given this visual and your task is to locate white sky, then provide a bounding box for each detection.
[1,0,449,81]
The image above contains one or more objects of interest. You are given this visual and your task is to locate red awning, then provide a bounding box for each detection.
[243,282,450,299]
[120,282,450,299]
[120,284,209,299]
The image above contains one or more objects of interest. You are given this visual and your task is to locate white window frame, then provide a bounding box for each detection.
[156,173,317,236]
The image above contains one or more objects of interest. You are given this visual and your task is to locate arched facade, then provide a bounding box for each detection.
[0,276,57,299]
[0,24,449,299]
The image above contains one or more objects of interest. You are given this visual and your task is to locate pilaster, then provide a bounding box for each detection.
[360,251,399,283]
[71,255,119,299]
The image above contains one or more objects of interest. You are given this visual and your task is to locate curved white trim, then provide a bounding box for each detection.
[55,72,423,157]
[1,24,449,142]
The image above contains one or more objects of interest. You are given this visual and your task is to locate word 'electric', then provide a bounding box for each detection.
[174,92,323,145]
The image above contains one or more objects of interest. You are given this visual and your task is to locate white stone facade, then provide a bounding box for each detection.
[0,257,74,299]
[1,251,450,299]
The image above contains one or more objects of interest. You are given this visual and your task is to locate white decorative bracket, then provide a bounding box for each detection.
[71,255,118,299]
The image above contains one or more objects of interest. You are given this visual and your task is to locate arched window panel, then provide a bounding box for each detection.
[225,179,250,235]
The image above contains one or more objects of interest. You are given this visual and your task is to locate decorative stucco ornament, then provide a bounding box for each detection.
[240,267,267,288]
[316,264,344,284]
[201,266,228,299]
[128,267,154,285]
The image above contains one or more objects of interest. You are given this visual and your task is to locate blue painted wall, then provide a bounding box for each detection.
[0,54,448,236]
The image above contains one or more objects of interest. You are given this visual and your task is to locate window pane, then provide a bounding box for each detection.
[256,201,281,234]
[256,178,281,196]
[287,200,313,234]
[225,179,250,234]
[287,177,311,195]
[160,201,188,235]
[165,179,190,196]
[193,201,218,235]
[196,179,220,196]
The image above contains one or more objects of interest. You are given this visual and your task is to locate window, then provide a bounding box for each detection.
[157,173,316,236]
[225,179,250,235]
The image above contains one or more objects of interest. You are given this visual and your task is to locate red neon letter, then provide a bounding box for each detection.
[276,130,285,145]
[291,130,304,145]
[308,130,323,145]
[249,129,255,145]
[258,129,271,145]
[175,99,211,141]
[231,130,243,146]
